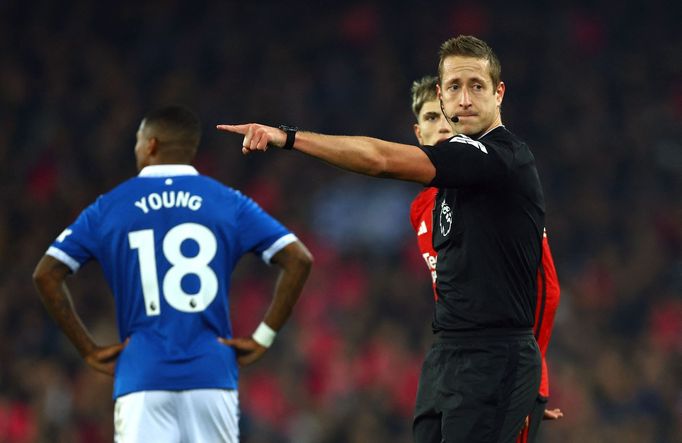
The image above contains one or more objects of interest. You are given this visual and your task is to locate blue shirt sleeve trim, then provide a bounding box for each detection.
[46,246,81,272]
[261,233,298,264]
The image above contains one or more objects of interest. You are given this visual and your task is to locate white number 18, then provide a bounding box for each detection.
[128,223,218,316]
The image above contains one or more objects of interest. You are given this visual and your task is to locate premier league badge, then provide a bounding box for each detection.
[439,201,452,237]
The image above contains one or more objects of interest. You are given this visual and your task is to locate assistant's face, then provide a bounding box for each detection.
[438,55,505,138]
[414,99,454,146]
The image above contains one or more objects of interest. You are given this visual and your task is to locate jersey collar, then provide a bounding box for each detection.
[138,164,199,177]
[477,124,505,140]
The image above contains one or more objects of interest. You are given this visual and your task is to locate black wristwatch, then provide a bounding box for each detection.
[278,125,298,150]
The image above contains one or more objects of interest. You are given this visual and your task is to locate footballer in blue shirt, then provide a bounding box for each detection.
[33,105,313,443]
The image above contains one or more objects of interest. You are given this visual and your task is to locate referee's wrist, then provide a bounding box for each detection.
[278,125,298,150]
[252,321,277,348]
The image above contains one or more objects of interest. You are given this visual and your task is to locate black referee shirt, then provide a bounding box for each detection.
[421,126,545,332]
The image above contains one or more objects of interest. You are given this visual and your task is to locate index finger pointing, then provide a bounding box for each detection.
[216,124,249,134]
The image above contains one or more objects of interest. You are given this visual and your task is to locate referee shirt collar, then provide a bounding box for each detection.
[477,125,505,140]
[138,164,199,177]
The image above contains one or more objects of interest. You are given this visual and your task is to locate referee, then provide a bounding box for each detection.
[219,35,545,443]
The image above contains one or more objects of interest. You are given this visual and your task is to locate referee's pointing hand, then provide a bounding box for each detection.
[217,124,286,155]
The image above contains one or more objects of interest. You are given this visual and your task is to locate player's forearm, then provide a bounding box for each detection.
[37,283,98,357]
[264,242,313,330]
[33,260,97,357]
[294,132,431,182]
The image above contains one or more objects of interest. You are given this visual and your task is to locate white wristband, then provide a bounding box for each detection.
[252,322,277,348]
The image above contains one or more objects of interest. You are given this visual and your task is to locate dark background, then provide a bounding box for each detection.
[1,1,680,442]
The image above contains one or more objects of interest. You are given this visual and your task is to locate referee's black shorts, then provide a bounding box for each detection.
[413,329,541,443]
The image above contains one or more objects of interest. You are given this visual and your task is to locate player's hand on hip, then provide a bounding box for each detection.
[218,336,267,367]
[216,124,286,155]
[83,338,129,377]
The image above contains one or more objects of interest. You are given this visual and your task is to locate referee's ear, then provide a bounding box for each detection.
[495,81,506,107]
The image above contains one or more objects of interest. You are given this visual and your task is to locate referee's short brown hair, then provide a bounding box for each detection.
[438,35,502,88]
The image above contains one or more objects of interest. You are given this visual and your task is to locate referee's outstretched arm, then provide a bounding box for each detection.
[217,123,436,184]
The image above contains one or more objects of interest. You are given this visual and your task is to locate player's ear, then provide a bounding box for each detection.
[147,137,159,156]
[436,83,442,100]
[414,123,424,145]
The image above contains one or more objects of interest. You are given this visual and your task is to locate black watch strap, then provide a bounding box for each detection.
[278,125,298,150]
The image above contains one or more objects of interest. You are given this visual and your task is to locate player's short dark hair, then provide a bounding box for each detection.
[143,105,201,150]
[411,76,439,120]
[438,35,501,88]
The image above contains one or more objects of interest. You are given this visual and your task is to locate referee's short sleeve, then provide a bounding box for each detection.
[421,135,509,188]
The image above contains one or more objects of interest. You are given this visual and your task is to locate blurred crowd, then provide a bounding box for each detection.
[1,1,680,442]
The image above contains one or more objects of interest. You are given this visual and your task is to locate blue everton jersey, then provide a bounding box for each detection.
[46,165,296,399]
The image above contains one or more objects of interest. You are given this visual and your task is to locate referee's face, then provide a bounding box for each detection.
[438,55,505,138]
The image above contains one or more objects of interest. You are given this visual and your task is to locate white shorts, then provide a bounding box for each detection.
[114,389,239,443]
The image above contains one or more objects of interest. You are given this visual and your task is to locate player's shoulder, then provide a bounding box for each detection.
[96,176,151,206]
[191,176,260,209]
[87,177,138,208]
[410,187,437,227]
[102,173,255,213]
[173,175,256,208]
[410,187,437,213]
[113,173,231,193]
